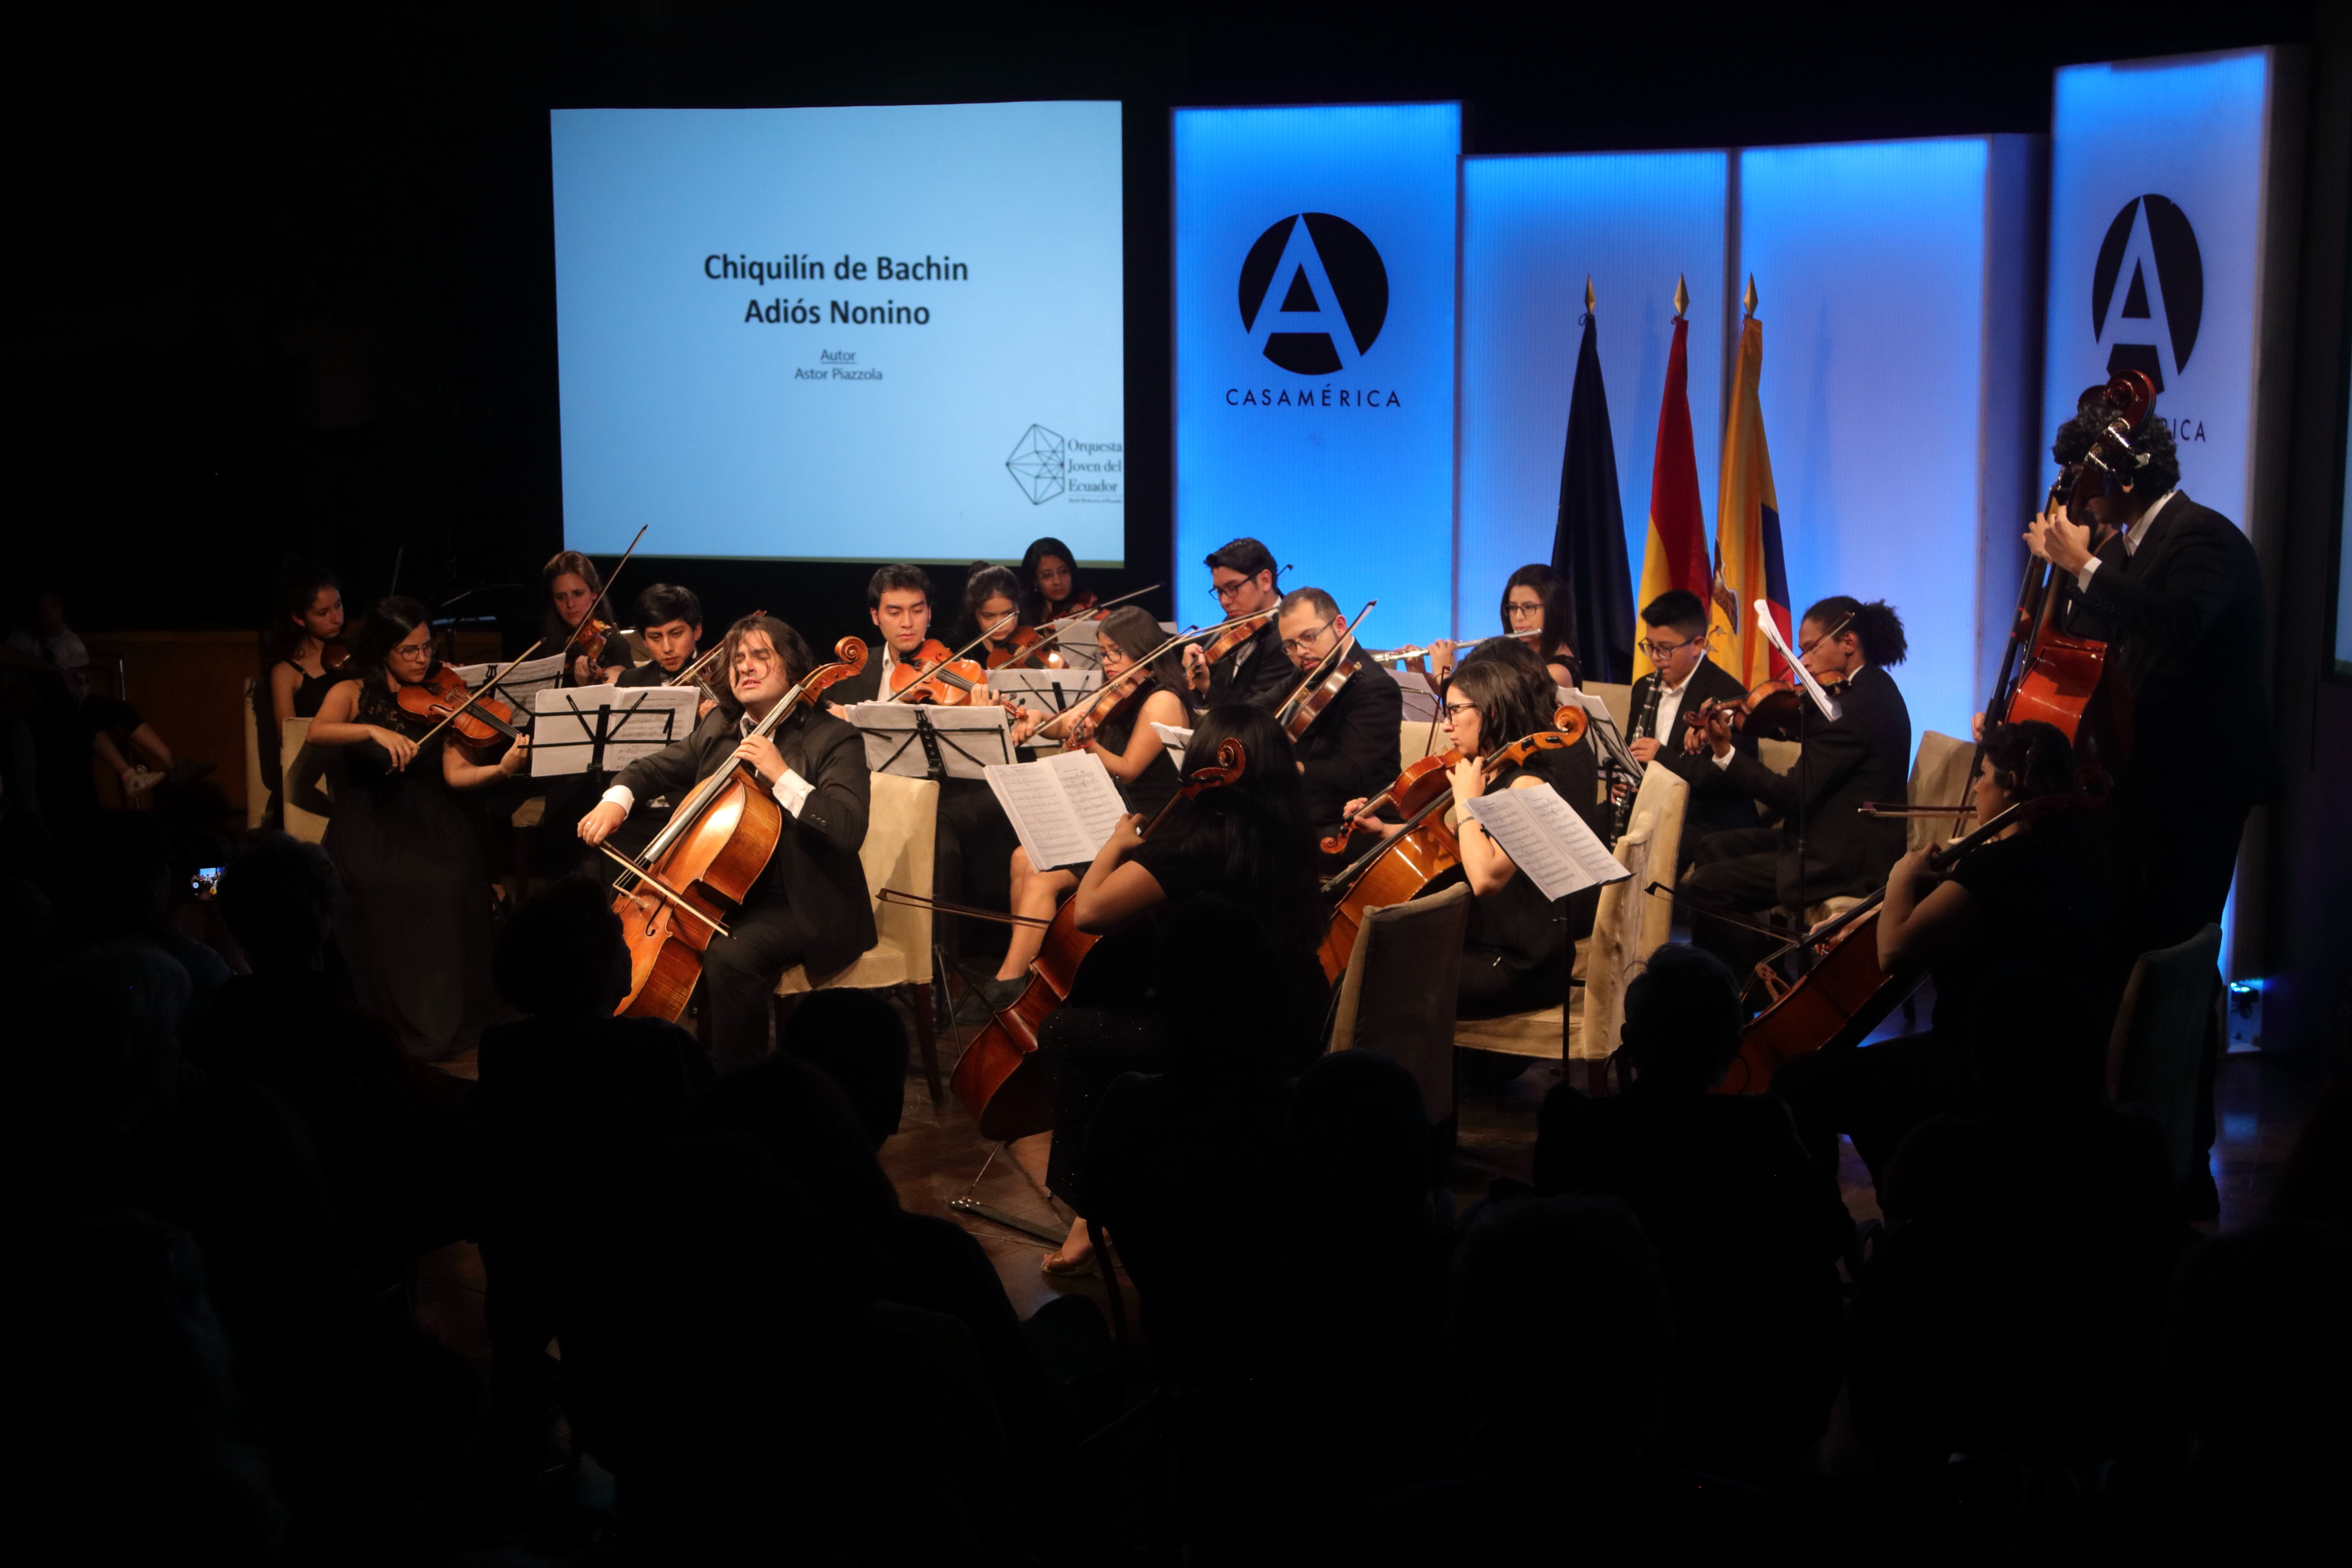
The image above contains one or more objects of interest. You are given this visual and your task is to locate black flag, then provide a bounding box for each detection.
[1550,310,1635,684]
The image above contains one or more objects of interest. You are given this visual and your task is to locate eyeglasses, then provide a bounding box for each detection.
[1504,601,1544,619]
[1638,637,1694,660]
[1443,702,1479,719]
[1210,576,1257,602]
[1279,616,1339,655]
[390,641,432,661]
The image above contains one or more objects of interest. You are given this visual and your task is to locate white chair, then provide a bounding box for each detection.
[278,719,332,844]
[2107,923,2223,1189]
[1327,883,1472,1129]
[1904,730,1974,854]
[1582,681,1632,741]
[771,771,943,1109]
[1577,762,1691,1084]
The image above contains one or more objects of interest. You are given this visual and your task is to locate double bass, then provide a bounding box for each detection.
[604,637,869,1021]
[949,737,1249,1140]
[1315,708,1590,983]
[1977,369,2154,778]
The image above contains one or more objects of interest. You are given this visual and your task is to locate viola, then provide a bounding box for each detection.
[1711,781,2103,1095]
[886,639,993,705]
[950,737,1247,1138]
[1316,710,1591,983]
[607,638,870,1022]
[394,662,528,759]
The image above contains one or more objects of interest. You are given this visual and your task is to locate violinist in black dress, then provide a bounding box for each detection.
[577,614,876,1069]
[258,560,345,826]
[307,598,532,1060]
[1681,597,1913,979]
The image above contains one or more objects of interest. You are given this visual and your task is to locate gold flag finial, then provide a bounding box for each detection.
[1673,274,1689,318]
[1744,274,1759,316]
[1584,274,1595,314]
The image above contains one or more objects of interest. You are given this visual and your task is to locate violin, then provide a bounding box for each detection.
[886,639,993,705]
[984,622,1066,670]
[607,638,870,1022]
[1711,777,2105,1094]
[560,523,649,681]
[1316,709,1591,983]
[949,737,1248,1139]
[1273,599,1376,742]
[1185,604,1279,676]
[1682,678,1804,745]
[394,662,528,760]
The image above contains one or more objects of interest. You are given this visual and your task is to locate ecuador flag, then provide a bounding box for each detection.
[1631,313,1710,684]
[1711,300,1792,685]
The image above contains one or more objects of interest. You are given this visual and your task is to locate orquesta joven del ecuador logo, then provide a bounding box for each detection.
[1238,213,1389,376]
[2092,194,2202,394]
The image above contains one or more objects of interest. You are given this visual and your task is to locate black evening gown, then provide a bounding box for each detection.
[323,706,499,1061]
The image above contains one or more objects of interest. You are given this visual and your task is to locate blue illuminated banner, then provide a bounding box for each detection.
[1172,103,1459,633]
[2045,50,2286,537]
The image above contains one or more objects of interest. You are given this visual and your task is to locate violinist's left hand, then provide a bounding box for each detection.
[1449,754,1485,804]
[733,735,786,785]
[497,737,532,777]
[1701,702,1738,759]
[2025,503,2093,574]
[571,654,597,686]
[1008,705,1045,746]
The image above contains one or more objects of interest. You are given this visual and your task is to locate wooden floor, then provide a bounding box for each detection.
[416,1000,2321,1383]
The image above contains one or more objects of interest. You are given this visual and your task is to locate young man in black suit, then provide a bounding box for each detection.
[1679,597,1913,979]
[1183,537,1294,710]
[2025,401,2280,953]
[1272,586,1403,836]
[578,613,877,1067]
[1618,589,1758,863]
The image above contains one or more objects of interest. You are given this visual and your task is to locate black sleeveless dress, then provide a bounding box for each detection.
[1091,684,1185,819]
[1455,746,1603,1020]
[322,684,499,1060]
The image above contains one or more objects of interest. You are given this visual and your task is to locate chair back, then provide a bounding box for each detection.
[1582,681,1632,740]
[861,771,937,987]
[1398,718,1446,771]
[241,677,267,829]
[278,720,331,844]
[1579,760,1689,1064]
[1327,882,1471,1124]
[1906,730,1974,853]
[2106,922,2222,1185]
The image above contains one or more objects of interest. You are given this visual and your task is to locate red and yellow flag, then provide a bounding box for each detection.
[1632,314,1709,684]
[1711,302,1793,685]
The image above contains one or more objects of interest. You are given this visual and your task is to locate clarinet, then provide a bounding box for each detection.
[1612,677,1663,839]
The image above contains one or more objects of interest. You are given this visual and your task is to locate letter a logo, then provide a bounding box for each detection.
[1236,213,1389,376]
[2091,194,2203,394]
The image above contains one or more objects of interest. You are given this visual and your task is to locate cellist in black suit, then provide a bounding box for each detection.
[2025,398,2280,954]
[577,613,876,1067]
[1680,597,1913,980]
[1617,588,1758,863]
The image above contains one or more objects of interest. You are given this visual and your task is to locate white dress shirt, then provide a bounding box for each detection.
[2074,489,2178,590]
[1651,662,1703,745]
[599,713,813,818]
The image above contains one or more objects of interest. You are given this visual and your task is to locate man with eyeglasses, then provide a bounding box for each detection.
[579,612,877,1067]
[1618,589,1757,862]
[1272,585,1403,840]
[1182,537,1294,710]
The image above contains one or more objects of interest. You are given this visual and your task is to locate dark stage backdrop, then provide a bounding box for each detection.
[14,2,2318,660]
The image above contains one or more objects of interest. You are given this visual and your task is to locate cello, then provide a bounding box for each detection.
[1710,782,2102,1094]
[949,736,1249,1141]
[603,636,870,1022]
[1315,708,1590,983]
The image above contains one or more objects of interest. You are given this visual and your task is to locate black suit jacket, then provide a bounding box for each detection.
[613,704,877,975]
[823,642,905,708]
[2074,492,2279,807]
[1291,655,1404,829]
[1690,662,1911,905]
[1203,620,1294,711]
[1630,658,1759,844]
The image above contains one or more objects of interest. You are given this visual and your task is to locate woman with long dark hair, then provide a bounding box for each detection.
[308,597,530,1058]
[1018,536,1093,625]
[950,562,1028,662]
[253,560,344,824]
[1423,564,1583,691]
[1033,701,1327,1273]
[542,548,635,688]
[982,606,1193,1005]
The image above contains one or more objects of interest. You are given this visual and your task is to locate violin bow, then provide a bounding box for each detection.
[880,612,1018,704]
[407,638,546,750]
[1276,599,1377,725]
[1036,617,1225,741]
[568,524,649,656]
[1013,583,1163,666]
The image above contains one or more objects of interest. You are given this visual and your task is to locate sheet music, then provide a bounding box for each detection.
[451,655,565,708]
[1150,721,1193,770]
[1755,600,1843,722]
[529,684,701,776]
[984,749,1125,870]
[1461,782,1631,902]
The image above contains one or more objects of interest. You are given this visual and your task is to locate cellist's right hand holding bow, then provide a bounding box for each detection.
[578,800,627,846]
